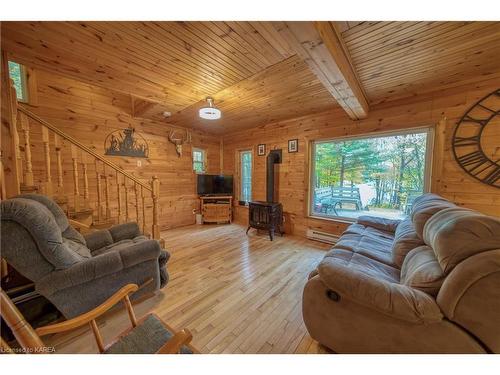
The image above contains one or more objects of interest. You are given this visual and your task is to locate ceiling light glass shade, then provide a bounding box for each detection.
[199,97,221,120]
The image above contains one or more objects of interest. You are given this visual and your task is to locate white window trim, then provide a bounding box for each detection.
[308,126,434,222]
[239,149,253,204]
[192,147,206,174]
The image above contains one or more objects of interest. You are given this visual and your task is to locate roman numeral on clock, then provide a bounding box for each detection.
[484,165,500,185]
[453,135,480,147]
[457,151,488,169]
[463,115,488,127]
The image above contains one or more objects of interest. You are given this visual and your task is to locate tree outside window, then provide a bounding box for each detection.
[311,129,431,220]
[193,148,206,173]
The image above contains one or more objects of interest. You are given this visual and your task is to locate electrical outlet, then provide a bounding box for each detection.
[137,160,142,167]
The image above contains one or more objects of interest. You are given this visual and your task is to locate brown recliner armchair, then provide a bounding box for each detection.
[303,194,500,353]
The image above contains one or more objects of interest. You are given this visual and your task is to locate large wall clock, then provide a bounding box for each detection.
[452,89,500,188]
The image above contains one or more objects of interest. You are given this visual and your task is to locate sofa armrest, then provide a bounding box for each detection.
[108,222,141,242]
[84,229,113,252]
[357,215,401,233]
[317,258,443,323]
[37,240,161,296]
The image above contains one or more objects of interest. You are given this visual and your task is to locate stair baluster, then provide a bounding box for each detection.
[116,172,122,224]
[124,179,129,222]
[41,127,52,196]
[54,134,64,193]
[103,166,111,220]
[95,160,103,222]
[141,185,146,235]
[134,182,140,226]
[70,144,80,211]
[81,152,90,207]
[19,113,34,187]
[151,176,160,241]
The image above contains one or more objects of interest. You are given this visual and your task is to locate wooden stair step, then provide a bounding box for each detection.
[19,184,38,194]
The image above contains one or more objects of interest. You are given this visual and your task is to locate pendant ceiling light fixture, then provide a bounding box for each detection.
[199,97,221,120]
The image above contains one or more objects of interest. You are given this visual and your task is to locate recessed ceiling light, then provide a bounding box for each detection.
[199,97,221,120]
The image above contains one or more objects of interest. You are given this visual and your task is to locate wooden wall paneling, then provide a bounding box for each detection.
[223,78,500,237]
[23,69,221,230]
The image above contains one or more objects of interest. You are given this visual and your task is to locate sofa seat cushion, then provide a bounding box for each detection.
[401,246,445,296]
[392,217,425,268]
[334,228,394,266]
[323,249,400,284]
[93,235,149,256]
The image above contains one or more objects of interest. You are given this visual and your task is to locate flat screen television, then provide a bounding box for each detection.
[197,174,233,196]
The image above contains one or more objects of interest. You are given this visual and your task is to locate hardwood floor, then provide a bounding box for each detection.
[45,224,333,354]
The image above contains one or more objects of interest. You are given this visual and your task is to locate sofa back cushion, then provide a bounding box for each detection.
[410,194,456,239]
[392,217,425,268]
[401,246,445,296]
[424,207,500,274]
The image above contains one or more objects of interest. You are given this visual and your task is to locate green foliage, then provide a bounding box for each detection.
[8,61,25,101]
[313,132,428,210]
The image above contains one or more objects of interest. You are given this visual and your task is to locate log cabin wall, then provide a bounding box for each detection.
[23,69,221,230]
[223,78,500,237]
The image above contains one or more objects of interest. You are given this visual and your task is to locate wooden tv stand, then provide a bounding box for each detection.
[200,196,233,224]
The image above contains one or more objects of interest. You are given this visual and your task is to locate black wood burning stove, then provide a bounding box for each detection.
[247,149,284,241]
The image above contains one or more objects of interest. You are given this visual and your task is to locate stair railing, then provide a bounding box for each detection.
[15,105,161,242]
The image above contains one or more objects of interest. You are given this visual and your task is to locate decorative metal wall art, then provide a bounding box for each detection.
[104,126,149,158]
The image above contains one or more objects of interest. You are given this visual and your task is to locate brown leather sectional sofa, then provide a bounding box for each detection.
[303,193,500,353]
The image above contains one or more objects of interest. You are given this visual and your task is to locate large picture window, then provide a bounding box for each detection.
[310,129,432,221]
[240,150,252,203]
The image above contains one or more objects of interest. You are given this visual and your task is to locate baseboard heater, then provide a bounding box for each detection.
[306,229,340,244]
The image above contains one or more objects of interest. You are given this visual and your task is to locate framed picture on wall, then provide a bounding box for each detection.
[288,139,298,153]
[257,144,266,156]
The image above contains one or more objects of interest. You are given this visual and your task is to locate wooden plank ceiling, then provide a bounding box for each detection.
[340,21,500,104]
[2,21,500,134]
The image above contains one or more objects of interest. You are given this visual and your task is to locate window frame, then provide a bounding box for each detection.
[238,149,253,205]
[8,60,29,104]
[192,147,206,174]
[308,126,434,222]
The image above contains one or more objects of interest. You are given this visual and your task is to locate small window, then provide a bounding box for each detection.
[192,148,206,173]
[240,150,252,203]
[310,128,432,221]
[8,61,28,103]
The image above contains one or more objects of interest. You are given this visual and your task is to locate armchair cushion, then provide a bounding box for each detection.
[318,249,443,323]
[84,229,114,253]
[109,222,141,242]
[37,239,161,296]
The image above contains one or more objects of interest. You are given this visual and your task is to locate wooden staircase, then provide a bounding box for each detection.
[1,80,162,242]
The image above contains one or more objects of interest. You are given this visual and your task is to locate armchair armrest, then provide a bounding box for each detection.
[109,222,141,242]
[317,257,443,323]
[357,215,401,233]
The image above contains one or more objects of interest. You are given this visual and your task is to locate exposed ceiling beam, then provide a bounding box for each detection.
[272,21,369,120]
